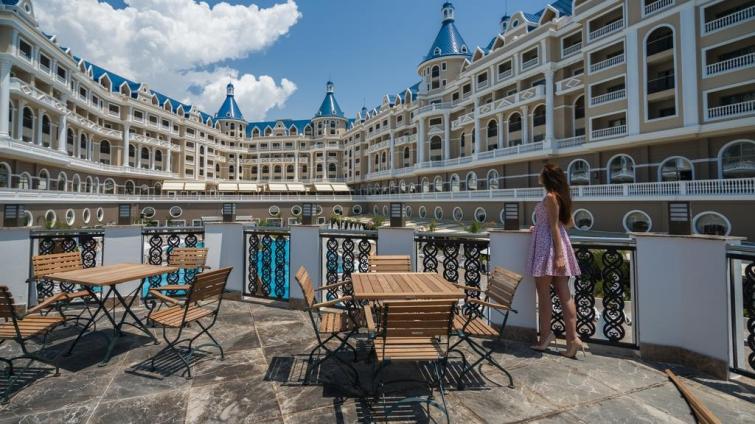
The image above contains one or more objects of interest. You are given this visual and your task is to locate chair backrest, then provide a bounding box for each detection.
[169,248,208,269]
[368,255,411,273]
[31,252,83,278]
[294,266,316,308]
[382,300,455,338]
[187,267,232,304]
[0,286,17,320]
[486,266,523,308]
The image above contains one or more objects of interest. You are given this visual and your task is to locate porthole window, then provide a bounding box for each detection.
[382,205,389,217]
[693,212,731,236]
[332,205,343,216]
[452,207,463,222]
[44,210,56,227]
[169,206,183,218]
[96,207,105,223]
[419,206,427,219]
[474,207,487,223]
[572,209,594,231]
[23,210,33,227]
[82,208,91,224]
[65,209,75,226]
[623,210,652,233]
[141,207,156,219]
[352,205,363,215]
[434,207,444,220]
[269,205,280,217]
[405,205,413,218]
[290,205,302,216]
[314,205,323,216]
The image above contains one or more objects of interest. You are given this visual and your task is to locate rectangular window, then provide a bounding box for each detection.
[39,54,51,71]
[79,87,87,100]
[149,115,158,125]
[498,61,512,74]
[108,104,119,115]
[187,128,195,136]
[162,119,170,128]
[19,38,32,60]
[91,95,100,107]
[133,110,144,121]
[56,65,67,81]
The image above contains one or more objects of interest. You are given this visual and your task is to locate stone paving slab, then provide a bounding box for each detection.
[0,299,753,423]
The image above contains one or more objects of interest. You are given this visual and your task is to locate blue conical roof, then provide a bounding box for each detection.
[215,82,245,121]
[422,2,470,64]
[315,81,344,118]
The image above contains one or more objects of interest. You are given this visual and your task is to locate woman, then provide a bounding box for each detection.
[527,163,585,358]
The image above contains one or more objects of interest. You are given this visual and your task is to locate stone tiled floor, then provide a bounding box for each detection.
[0,300,753,423]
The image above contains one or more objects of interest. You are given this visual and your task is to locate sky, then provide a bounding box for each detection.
[36,0,551,122]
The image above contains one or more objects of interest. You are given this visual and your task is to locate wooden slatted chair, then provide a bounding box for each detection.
[146,248,210,319]
[364,299,456,422]
[0,285,63,403]
[450,266,523,389]
[28,252,95,326]
[294,266,361,385]
[368,255,411,273]
[147,267,231,379]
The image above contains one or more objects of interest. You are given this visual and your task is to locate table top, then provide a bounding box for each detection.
[47,263,179,287]
[351,273,464,301]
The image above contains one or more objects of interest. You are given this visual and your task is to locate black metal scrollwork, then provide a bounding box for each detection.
[601,248,627,342]
[441,241,460,283]
[550,286,565,337]
[357,238,372,273]
[421,240,439,272]
[325,237,339,300]
[247,233,259,296]
[274,235,287,299]
[260,234,273,297]
[574,247,597,339]
[743,262,755,370]
[33,232,103,301]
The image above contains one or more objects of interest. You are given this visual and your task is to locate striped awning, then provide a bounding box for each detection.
[217,183,238,192]
[313,183,333,192]
[162,182,184,190]
[330,183,351,192]
[268,183,288,192]
[184,182,206,191]
[287,183,307,192]
[237,183,259,192]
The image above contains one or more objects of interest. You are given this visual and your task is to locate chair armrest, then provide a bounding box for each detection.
[200,265,212,270]
[458,285,482,292]
[312,296,352,309]
[363,305,376,333]
[313,281,348,292]
[148,289,181,305]
[151,285,190,292]
[469,298,510,312]
[26,292,67,315]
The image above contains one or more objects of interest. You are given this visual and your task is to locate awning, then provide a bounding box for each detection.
[268,183,288,192]
[217,183,238,192]
[313,183,334,192]
[330,183,351,192]
[237,183,259,192]
[184,182,206,191]
[287,183,307,192]
[162,182,184,191]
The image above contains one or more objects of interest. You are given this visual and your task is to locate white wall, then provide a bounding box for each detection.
[103,225,144,294]
[204,223,244,292]
[289,225,322,300]
[488,229,537,331]
[377,227,416,270]
[0,228,31,304]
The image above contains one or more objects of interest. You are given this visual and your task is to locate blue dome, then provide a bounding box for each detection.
[315,81,344,118]
[215,82,245,121]
[421,2,470,64]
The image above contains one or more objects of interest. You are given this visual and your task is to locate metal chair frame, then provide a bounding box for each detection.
[145,247,211,322]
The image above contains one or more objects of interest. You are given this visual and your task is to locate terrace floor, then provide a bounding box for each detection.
[0,299,753,423]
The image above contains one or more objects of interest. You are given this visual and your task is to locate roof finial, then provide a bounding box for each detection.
[326,80,335,94]
[226,81,234,96]
[442,2,455,23]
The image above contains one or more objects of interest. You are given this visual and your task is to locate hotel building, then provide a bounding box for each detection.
[0,0,753,238]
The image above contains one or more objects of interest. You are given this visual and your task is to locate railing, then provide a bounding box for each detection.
[647,75,674,94]
[591,124,626,140]
[556,75,584,93]
[244,227,290,300]
[477,80,489,91]
[589,19,624,42]
[707,100,755,120]
[705,53,755,76]
[366,140,390,154]
[415,233,489,301]
[562,42,582,58]
[728,245,755,377]
[496,68,513,82]
[319,229,378,299]
[644,0,673,16]
[557,135,586,149]
[142,226,205,293]
[646,35,674,56]
[550,238,637,348]
[591,89,626,106]
[521,57,540,71]
[416,102,455,115]
[590,53,624,73]
[428,124,444,134]
[704,5,755,33]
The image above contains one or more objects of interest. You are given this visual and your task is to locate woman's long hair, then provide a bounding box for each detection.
[540,163,572,225]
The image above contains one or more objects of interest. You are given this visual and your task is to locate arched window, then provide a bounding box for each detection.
[85,176,94,193]
[434,176,443,192]
[17,172,31,190]
[103,178,115,194]
[328,163,336,173]
[487,120,498,138]
[66,129,75,156]
[403,147,410,159]
[568,159,591,185]
[532,105,546,127]
[508,113,521,133]
[719,140,755,178]
[450,174,460,192]
[422,177,430,193]
[79,134,88,158]
[37,169,49,190]
[125,180,135,194]
[0,162,9,187]
[487,169,499,190]
[41,115,51,146]
[574,96,585,120]
[22,107,33,140]
[430,136,442,161]
[646,26,674,56]
[608,155,635,183]
[274,165,282,174]
[154,150,162,162]
[659,157,693,181]
[72,174,81,192]
[100,141,110,164]
[57,172,67,192]
[465,171,477,190]
[431,65,440,78]
[645,26,676,119]
[693,211,731,236]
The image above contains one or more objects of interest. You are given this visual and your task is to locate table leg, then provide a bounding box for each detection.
[64,286,117,357]
[99,280,158,365]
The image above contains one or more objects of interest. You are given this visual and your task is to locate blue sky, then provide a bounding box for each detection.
[98,0,551,121]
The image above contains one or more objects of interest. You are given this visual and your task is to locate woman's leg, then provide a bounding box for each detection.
[553,276,578,342]
[535,276,553,339]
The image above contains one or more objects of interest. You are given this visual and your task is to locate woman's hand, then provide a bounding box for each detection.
[555,254,566,273]
[529,226,535,232]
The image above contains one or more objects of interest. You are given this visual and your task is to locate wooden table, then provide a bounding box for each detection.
[48,263,178,365]
[351,273,464,301]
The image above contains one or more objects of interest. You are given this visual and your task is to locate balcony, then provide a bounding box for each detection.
[561,42,582,58]
[415,102,455,115]
[643,0,674,17]
[591,89,626,106]
[521,57,539,71]
[590,53,624,73]
[366,139,390,154]
[707,99,755,120]
[556,135,586,149]
[704,4,755,33]
[591,124,627,140]
[647,75,674,94]
[496,68,513,82]
[588,19,624,42]
[556,74,584,94]
[705,52,755,76]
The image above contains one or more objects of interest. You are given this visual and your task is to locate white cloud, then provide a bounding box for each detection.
[35,0,301,120]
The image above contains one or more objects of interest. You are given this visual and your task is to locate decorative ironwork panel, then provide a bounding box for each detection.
[260,234,273,297]
[141,228,205,293]
[601,248,628,342]
[421,240,439,273]
[745,262,755,371]
[274,236,287,298]
[319,232,376,300]
[550,286,565,337]
[247,233,260,296]
[573,247,597,339]
[441,241,460,283]
[244,230,290,300]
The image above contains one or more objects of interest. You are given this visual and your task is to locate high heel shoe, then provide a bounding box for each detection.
[530,332,555,352]
[561,339,587,359]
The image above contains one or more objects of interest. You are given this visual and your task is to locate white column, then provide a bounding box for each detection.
[203,223,245,294]
[16,100,24,141]
[235,155,240,181]
[0,60,11,137]
[165,147,172,173]
[34,113,43,145]
[150,148,155,170]
[417,118,425,164]
[57,113,68,153]
[288,225,322,305]
[389,131,395,170]
[625,27,640,136]
[498,113,505,148]
[443,113,450,160]
[377,227,416,269]
[520,105,529,144]
[121,124,130,166]
[679,4,699,127]
[473,98,481,155]
[294,155,299,180]
[544,69,555,147]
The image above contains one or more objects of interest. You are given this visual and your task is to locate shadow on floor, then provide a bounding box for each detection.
[0,366,55,403]
[127,346,209,379]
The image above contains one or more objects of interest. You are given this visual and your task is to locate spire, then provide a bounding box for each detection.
[226,81,234,96]
[420,2,470,65]
[315,81,344,118]
[215,81,245,121]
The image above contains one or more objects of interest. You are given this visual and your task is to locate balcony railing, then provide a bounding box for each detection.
[557,135,586,149]
[589,19,624,42]
[142,226,205,293]
[320,229,377,299]
[590,53,625,73]
[415,102,455,115]
[707,99,755,120]
[727,245,755,377]
[644,0,674,16]
[647,75,674,94]
[591,89,626,106]
[704,5,755,33]
[415,233,489,294]
[705,52,755,76]
[496,68,513,82]
[244,227,290,300]
[562,42,583,58]
[521,57,540,71]
[556,75,584,94]
[646,35,674,56]
[477,80,489,91]
[591,124,627,139]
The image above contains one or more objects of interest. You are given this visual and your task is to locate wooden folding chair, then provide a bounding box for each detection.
[364,299,456,422]
[294,266,362,385]
[0,285,63,403]
[146,248,210,319]
[28,252,96,327]
[147,267,231,379]
[450,266,522,389]
[368,255,411,273]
